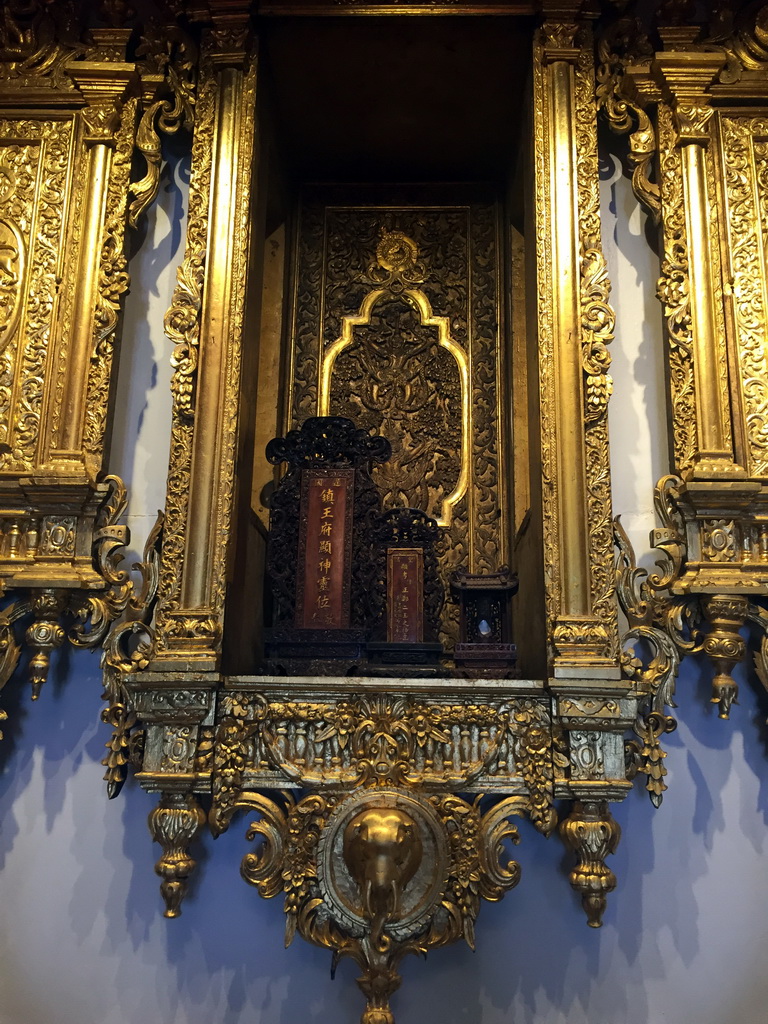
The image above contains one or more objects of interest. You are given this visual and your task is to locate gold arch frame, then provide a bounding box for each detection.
[318,284,471,529]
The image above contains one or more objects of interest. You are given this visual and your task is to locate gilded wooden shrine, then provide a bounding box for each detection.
[1,1,768,1022]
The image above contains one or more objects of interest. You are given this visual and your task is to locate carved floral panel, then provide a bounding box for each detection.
[0,118,74,472]
[288,186,509,645]
[719,113,768,477]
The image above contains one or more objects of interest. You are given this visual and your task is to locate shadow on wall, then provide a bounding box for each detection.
[1,646,768,1024]
[2,130,768,1024]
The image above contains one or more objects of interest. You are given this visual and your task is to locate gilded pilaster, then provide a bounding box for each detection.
[653,41,741,480]
[154,8,261,668]
[533,6,620,675]
[53,33,138,475]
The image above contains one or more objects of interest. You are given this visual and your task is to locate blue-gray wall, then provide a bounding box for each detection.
[0,153,766,1024]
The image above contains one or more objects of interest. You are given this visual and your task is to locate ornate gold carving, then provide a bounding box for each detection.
[701,594,748,719]
[595,14,660,220]
[148,792,206,918]
[25,588,66,699]
[69,476,132,647]
[82,97,138,469]
[288,192,507,646]
[653,52,736,479]
[155,56,214,634]
[211,690,557,834]
[98,507,162,796]
[673,102,714,143]
[701,518,737,562]
[580,246,614,424]
[319,230,470,529]
[0,596,30,737]
[575,30,620,655]
[130,23,197,227]
[656,103,698,474]
[569,731,604,781]
[560,800,620,928]
[542,19,579,55]
[0,118,72,471]
[221,787,525,1024]
[155,41,258,657]
[614,476,700,805]
[715,2,768,82]
[552,617,611,661]
[533,23,620,664]
[0,208,25,352]
[342,804,423,952]
[0,0,83,92]
[532,30,560,643]
[719,114,768,477]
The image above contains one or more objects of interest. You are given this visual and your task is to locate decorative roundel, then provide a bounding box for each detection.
[376,231,419,274]
[317,787,449,941]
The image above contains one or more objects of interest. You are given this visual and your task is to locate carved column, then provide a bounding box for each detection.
[532,5,621,679]
[55,34,138,477]
[154,7,262,670]
[654,36,742,481]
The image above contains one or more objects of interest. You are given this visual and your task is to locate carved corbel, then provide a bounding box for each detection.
[220,784,526,1024]
[129,13,198,227]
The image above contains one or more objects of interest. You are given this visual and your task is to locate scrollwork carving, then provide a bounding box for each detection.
[0,597,31,738]
[0,118,72,472]
[720,114,768,476]
[0,0,84,90]
[226,785,525,1024]
[130,22,197,227]
[656,104,697,475]
[614,476,703,804]
[574,27,619,652]
[99,510,163,797]
[595,13,660,220]
[155,57,215,631]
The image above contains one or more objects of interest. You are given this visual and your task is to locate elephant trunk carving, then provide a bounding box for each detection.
[343,807,423,952]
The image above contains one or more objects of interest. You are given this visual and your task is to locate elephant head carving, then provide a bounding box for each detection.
[342,806,423,951]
